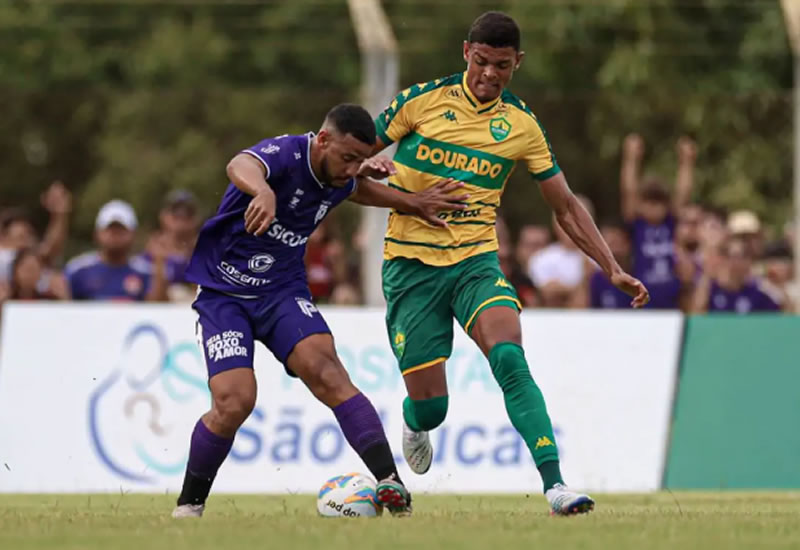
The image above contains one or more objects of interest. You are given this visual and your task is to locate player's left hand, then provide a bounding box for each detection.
[358,156,397,179]
[610,270,650,308]
[408,178,470,227]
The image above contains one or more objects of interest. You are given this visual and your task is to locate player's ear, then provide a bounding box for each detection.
[462,40,470,63]
[515,51,525,71]
[317,128,330,149]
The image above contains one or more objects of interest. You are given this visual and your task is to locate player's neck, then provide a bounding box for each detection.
[308,136,327,185]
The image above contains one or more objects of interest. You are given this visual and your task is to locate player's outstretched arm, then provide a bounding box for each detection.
[349,177,469,227]
[227,154,276,236]
[540,172,650,308]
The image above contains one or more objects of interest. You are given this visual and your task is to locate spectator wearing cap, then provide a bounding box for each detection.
[620,134,697,309]
[65,200,168,301]
[0,181,72,283]
[136,190,201,301]
[528,195,594,308]
[727,209,764,259]
[691,236,783,313]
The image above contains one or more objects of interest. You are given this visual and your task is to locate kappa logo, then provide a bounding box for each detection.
[442,110,458,123]
[260,144,280,155]
[248,253,275,273]
[315,201,332,224]
[296,298,318,317]
[534,436,555,450]
[494,277,512,289]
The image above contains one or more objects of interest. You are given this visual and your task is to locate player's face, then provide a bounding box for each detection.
[463,42,523,103]
[319,130,373,187]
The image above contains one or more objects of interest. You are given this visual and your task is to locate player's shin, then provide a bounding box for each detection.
[177,419,235,506]
[332,393,402,484]
[488,341,564,492]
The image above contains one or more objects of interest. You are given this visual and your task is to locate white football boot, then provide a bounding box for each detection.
[546,483,595,516]
[402,421,433,474]
[171,504,205,518]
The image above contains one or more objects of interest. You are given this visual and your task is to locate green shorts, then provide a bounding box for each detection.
[382,251,521,375]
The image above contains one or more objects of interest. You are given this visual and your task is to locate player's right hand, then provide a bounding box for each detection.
[610,270,650,308]
[409,178,470,227]
[245,187,276,236]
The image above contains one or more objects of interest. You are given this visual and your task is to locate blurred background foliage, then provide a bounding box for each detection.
[0,0,792,256]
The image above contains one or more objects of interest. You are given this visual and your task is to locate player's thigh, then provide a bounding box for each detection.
[451,251,523,356]
[193,287,256,380]
[404,361,448,399]
[382,257,455,378]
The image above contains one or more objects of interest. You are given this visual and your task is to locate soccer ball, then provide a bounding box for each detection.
[316,472,382,518]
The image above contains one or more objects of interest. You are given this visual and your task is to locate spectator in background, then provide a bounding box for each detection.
[528,195,594,308]
[305,219,350,303]
[137,190,201,301]
[761,240,794,310]
[497,217,539,307]
[727,209,764,259]
[515,224,550,273]
[65,200,168,301]
[582,221,634,309]
[620,134,696,309]
[7,248,69,301]
[0,181,72,283]
[330,283,362,306]
[691,236,783,313]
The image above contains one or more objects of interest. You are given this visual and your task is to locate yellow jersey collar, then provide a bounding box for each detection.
[460,72,502,114]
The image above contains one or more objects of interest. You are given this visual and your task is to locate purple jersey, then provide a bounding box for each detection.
[65,252,150,301]
[708,279,781,313]
[134,252,189,284]
[630,215,681,309]
[589,270,630,309]
[185,133,356,296]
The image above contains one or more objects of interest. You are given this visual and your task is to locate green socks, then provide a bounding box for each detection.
[402,395,449,432]
[489,341,564,491]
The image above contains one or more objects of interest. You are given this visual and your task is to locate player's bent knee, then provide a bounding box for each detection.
[212,387,256,429]
[489,342,533,392]
[407,395,449,431]
[299,356,355,405]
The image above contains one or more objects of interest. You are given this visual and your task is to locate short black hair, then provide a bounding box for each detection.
[325,103,376,146]
[468,11,521,51]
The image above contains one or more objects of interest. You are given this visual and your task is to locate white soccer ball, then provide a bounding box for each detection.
[316,472,382,518]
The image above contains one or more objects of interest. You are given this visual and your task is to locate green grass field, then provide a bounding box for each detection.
[2,493,799,550]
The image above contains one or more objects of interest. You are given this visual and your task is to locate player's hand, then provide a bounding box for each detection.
[610,270,650,308]
[358,156,397,179]
[245,187,276,236]
[408,178,470,227]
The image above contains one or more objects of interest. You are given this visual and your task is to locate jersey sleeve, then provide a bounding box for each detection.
[525,117,561,181]
[240,138,286,181]
[375,87,420,145]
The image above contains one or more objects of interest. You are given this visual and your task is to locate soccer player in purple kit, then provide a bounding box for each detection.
[172,104,467,518]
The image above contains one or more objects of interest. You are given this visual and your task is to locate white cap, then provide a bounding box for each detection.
[727,209,760,235]
[95,200,138,231]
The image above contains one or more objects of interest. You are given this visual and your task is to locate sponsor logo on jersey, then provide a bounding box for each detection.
[217,262,270,287]
[248,253,275,273]
[266,219,309,248]
[415,144,504,179]
[534,436,555,450]
[296,298,318,317]
[494,277,512,289]
[489,117,512,142]
[314,201,332,224]
[260,144,280,155]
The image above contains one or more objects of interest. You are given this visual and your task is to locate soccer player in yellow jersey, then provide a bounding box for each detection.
[369,12,650,515]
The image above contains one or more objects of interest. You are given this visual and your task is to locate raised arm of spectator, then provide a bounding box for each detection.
[673,136,697,212]
[689,274,712,313]
[38,182,72,265]
[620,134,644,224]
[146,235,170,302]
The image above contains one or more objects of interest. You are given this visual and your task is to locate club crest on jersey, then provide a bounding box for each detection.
[315,201,332,224]
[489,117,512,142]
[296,297,318,317]
[248,253,275,273]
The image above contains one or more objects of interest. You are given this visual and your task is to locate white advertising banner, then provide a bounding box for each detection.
[0,303,682,494]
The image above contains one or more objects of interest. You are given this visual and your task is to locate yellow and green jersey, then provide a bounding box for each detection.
[375,72,560,266]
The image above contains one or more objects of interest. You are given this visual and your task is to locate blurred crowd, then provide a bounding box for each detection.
[0,134,795,314]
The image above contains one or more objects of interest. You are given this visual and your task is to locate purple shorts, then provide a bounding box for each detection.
[193,286,331,378]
